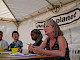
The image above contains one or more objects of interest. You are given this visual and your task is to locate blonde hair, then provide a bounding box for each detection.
[44,19,63,38]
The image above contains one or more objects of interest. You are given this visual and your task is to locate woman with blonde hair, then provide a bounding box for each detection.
[28,19,70,60]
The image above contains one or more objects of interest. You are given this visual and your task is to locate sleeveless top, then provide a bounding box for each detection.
[45,38,70,60]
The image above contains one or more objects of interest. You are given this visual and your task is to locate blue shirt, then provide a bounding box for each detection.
[8,40,23,52]
[1,40,8,47]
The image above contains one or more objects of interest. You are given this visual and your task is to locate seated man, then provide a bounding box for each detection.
[29,29,43,53]
[0,31,8,48]
[4,31,23,52]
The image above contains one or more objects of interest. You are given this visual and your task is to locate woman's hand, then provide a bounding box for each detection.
[28,44,44,55]
[32,46,43,55]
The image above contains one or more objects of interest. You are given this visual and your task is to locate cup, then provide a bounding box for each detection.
[0,48,1,53]
[0,47,3,53]
[1,47,3,52]
[11,48,18,54]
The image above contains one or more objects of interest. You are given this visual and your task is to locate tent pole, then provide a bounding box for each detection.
[2,0,19,31]
[69,28,72,44]
[45,0,60,13]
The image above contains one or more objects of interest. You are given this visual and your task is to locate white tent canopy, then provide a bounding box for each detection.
[0,0,80,49]
[1,0,79,21]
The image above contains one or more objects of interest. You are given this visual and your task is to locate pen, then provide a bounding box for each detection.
[33,45,35,46]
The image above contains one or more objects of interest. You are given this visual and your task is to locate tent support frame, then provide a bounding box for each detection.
[2,0,19,31]
[69,28,72,44]
[45,0,61,13]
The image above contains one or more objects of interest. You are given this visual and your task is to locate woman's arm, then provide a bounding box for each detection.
[57,35,66,57]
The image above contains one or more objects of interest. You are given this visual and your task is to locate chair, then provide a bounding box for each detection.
[69,44,80,60]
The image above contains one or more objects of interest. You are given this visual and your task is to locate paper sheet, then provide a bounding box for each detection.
[10,52,40,57]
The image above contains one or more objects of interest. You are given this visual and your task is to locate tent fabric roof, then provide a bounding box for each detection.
[4,0,49,20]
[0,0,14,21]
[0,0,79,22]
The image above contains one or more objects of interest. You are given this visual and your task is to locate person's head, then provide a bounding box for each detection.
[0,31,3,40]
[31,29,43,41]
[12,31,19,40]
[44,19,63,38]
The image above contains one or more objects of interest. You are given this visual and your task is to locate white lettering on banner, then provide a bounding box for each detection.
[36,8,80,30]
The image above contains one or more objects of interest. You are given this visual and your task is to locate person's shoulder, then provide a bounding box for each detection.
[2,40,8,42]
[58,35,65,39]
[18,40,22,42]
[57,35,66,41]
[18,40,23,43]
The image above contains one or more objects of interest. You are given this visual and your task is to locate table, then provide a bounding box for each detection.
[0,53,58,60]
[0,50,58,60]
